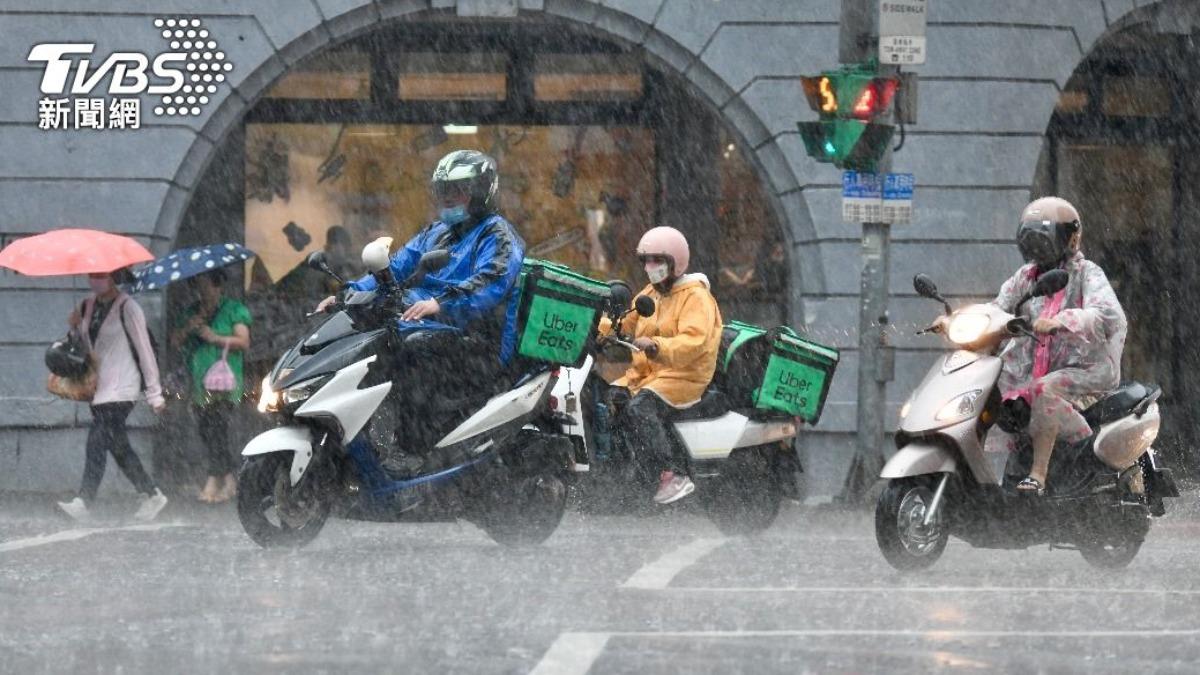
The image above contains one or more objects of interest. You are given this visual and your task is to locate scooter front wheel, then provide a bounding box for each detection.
[237,454,330,549]
[875,476,949,571]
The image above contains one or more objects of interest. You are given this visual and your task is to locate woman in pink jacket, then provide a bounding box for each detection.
[56,270,169,522]
[986,197,1127,495]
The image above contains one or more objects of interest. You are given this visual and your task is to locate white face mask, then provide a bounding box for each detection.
[88,277,113,295]
[645,262,669,285]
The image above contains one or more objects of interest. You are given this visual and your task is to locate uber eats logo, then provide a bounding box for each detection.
[28,17,234,131]
[520,297,593,362]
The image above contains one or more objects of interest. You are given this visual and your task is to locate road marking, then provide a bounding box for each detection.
[620,537,726,590]
[0,522,185,553]
[527,633,610,675]
[529,628,1200,674]
[658,585,1200,596]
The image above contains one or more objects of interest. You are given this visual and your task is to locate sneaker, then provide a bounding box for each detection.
[133,489,168,522]
[57,497,91,522]
[653,471,696,505]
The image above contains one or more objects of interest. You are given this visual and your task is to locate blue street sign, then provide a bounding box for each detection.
[842,171,882,199]
[883,173,914,201]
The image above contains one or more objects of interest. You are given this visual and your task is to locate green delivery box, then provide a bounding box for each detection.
[514,259,610,366]
[716,320,840,425]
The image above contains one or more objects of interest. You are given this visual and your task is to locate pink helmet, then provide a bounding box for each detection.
[636,226,690,276]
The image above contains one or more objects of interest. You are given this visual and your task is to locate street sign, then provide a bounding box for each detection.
[842,170,883,223]
[882,172,914,224]
[879,0,927,65]
[843,171,913,223]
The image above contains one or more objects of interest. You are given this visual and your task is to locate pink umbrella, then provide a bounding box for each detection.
[0,229,154,276]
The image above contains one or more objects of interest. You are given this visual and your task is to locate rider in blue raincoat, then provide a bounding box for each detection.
[345,153,525,363]
[319,150,525,473]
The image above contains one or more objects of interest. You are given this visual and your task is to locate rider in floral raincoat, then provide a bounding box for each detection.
[984,197,1128,495]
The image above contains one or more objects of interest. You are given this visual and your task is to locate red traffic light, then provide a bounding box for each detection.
[851,78,899,120]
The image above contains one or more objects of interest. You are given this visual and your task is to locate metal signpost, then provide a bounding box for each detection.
[833,0,923,503]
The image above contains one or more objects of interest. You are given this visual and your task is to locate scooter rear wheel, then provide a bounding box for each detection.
[876,476,949,571]
[237,454,330,549]
[479,472,567,547]
[1078,512,1149,570]
[700,446,782,536]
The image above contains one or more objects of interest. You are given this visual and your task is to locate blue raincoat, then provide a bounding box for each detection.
[348,214,525,363]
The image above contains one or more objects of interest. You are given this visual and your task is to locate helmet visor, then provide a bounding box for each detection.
[1016,219,1063,266]
[431,178,471,205]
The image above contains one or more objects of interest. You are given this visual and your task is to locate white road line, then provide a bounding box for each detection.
[0,522,185,553]
[527,633,610,675]
[620,537,726,590]
[528,627,1200,675]
[658,585,1200,596]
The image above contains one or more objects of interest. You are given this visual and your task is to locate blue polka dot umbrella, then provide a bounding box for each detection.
[130,242,255,292]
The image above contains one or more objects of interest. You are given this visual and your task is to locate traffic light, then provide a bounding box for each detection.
[798,64,899,171]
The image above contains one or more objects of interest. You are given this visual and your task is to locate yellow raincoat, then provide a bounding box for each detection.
[599,273,723,406]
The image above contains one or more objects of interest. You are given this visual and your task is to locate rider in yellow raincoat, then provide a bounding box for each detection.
[599,226,722,504]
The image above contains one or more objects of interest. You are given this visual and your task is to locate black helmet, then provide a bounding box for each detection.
[46,333,89,378]
[430,150,499,219]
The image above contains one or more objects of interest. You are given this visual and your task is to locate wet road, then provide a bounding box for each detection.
[2,495,1200,674]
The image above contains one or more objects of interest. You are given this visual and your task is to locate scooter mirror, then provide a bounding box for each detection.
[913,274,952,314]
[634,295,656,318]
[306,251,343,283]
[913,274,939,299]
[1031,269,1069,298]
[362,237,394,273]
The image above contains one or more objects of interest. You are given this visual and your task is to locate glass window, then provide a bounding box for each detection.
[396,53,508,101]
[1054,89,1088,114]
[534,53,643,101]
[1102,75,1170,117]
[265,47,370,99]
[244,123,655,305]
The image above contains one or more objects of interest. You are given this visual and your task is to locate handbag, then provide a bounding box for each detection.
[46,321,98,401]
[47,352,98,401]
[202,343,236,393]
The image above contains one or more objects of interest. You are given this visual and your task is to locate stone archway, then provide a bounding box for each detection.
[1033,0,1200,472]
[154,0,821,322]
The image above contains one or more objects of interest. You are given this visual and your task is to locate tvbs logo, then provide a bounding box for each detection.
[28,17,234,130]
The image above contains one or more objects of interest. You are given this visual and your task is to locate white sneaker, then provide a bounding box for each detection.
[653,471,696,505]
[133,489,168,522]
[57,497,91,522]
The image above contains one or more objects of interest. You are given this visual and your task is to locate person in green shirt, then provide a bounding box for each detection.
[170,269,252,503]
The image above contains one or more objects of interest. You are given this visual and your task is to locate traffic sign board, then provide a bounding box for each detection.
[879,0,927,65]
[882,172,914,224]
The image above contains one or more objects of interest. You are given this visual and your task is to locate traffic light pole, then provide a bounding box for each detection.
[838,0,896,504]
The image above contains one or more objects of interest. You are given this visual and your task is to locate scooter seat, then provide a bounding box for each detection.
[670,389,731,422]
[1083,382,1160,427]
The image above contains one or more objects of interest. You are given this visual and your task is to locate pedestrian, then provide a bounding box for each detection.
[171,269,252,503]
[56,269,169,522]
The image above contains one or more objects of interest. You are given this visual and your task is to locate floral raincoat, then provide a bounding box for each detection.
[985,251,1128,452]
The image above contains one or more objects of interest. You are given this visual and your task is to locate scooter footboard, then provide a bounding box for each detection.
[881,442,957,479]
[242,425,314,487]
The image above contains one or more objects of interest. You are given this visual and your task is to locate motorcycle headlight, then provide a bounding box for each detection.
[282,375,331,406]
[947,312,990,345]
[257,376,280,413]
[899,399,913,420]
[936,389,983,422]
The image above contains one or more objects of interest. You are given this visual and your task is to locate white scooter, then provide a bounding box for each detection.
[875,270,1178,570]
[550,283,802,534]
[237,241,573,548]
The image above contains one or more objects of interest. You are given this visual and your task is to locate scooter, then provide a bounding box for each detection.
[875,269,1178,570]
[237,241,573,548]
[549,282,802,535]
